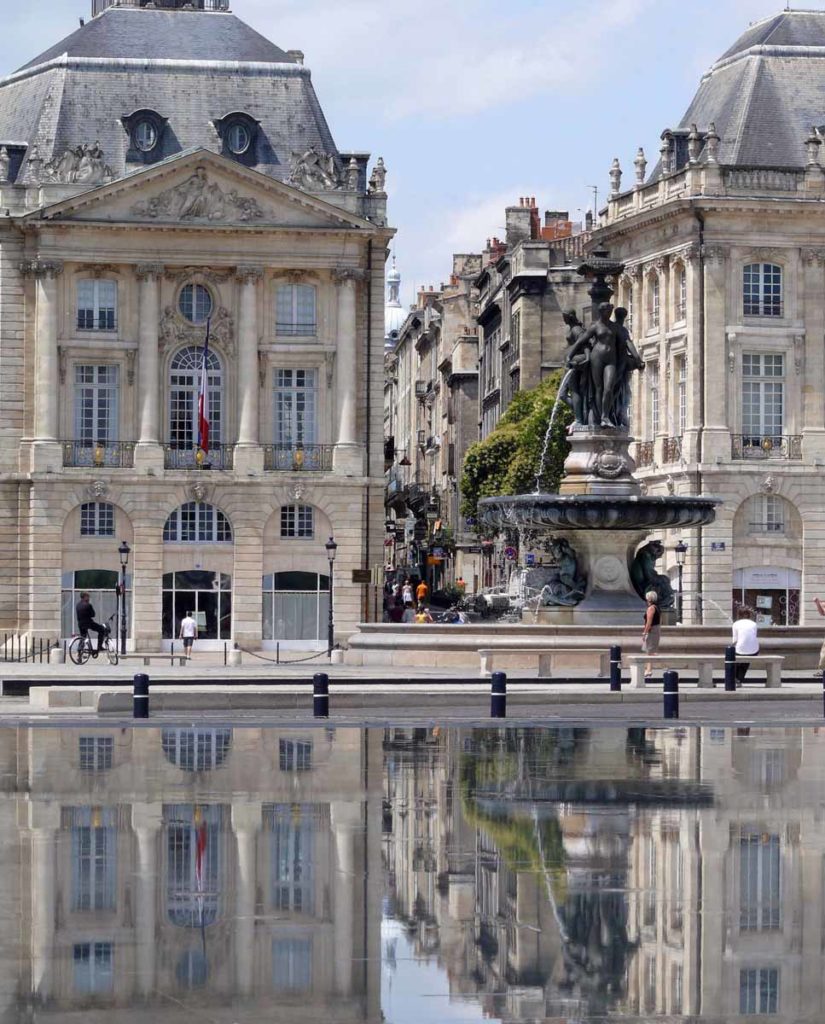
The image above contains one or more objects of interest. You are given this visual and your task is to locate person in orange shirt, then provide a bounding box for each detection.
[416,579,429,603]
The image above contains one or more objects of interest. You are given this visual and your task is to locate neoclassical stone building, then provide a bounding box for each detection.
[0,0,391,649]
[599,9,825,625]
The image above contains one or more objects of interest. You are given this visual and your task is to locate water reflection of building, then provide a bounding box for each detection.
[2,726,382,1021]
[383,726,825,1023]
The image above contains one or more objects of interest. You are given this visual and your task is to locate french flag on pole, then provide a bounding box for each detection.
[198,318,211,454]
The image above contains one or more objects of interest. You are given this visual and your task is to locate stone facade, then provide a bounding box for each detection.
[0,6,392,650]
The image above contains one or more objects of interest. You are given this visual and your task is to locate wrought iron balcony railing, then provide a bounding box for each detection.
[731,435,802,460]
[163,444,234,470]
[62,441,135,468]
[663,436,682,463]
[635,441,654,468]
[263,444,333,472]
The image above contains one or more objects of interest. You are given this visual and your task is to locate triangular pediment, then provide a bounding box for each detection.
[29,149,376,231]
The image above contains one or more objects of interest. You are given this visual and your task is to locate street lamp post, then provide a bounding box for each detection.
[118,540,130,656]
[674,539,688,624]
[325,536,337,659]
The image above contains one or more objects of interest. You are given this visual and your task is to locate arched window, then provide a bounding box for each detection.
[746,494,786,535]
[744,263,782,317]
[169,346,223,449]
[647,274,660,330]
[80,501,115,537]
[162,728,232,771]
[163,502,232,543]
[179,283,213,325]
[276,284,317,336]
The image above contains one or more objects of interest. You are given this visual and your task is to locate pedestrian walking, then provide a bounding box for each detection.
[416,579,429,604]
[732,606,759,686]
[414,604,433,624]
[401,579,413,604]
[641,590,661,679]
[401,601,416,623]
[179,610,198,660]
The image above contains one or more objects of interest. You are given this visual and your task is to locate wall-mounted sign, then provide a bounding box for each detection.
[351,569,371,584]
[525,552,536,566]
[710,542,726,551]
[504,546,517,560]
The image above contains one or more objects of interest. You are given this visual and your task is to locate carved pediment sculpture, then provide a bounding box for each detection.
[132,167,266,222]
[42,142,114,185]
[288,147,342,191]
[159,304,235,356]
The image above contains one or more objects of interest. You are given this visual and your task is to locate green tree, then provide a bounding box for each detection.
[460,369,571,523]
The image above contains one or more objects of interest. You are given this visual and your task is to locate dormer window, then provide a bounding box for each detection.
[213,112,259,165]
[122,109,167,163]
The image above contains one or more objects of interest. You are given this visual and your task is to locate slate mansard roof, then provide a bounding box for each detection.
[675,9,825,169]
[0,5,338,183]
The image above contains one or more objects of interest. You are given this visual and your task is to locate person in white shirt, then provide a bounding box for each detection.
[731,606,759,686]
[179,611,198,660]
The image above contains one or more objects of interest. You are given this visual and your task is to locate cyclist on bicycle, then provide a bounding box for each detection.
[75,592,107,658]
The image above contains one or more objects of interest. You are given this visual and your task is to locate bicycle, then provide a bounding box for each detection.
[68,614,119,666]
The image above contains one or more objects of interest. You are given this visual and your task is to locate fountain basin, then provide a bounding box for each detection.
[479,493,720,532]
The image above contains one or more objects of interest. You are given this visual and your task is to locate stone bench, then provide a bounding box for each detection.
[119,655,188,667]
[479,647,609,678]
[626,654,784,689]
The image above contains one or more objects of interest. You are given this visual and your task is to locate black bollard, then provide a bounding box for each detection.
[313,672,329,718]
[490,670,507,719]
[724,644,737,692]
[609,644,622,692]
[133,673,149,719]
[663,669,679,720]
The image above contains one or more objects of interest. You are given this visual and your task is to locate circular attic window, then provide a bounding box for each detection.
[179,283,213,325]
[226,123,251,155]
[134,119,158,153]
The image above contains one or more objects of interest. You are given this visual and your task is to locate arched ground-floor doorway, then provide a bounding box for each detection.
[61,569,132,641]
[262,571,329,650]
[732,567,800,625]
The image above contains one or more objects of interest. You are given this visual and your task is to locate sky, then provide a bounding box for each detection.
[2,0,820,306]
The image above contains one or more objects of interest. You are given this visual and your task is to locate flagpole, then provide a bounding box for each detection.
[197,317,211,459]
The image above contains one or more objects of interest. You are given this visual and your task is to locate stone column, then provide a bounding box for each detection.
[134,263,164,472]
[682,244,701,465]
[331,801,361,997]
[232,803,260,996]
[29,801,60,1002]
[802,249,825,459]
[701,246,731,462]
[27,260,63,471]
[332,268,366,475]
[132,803,161,998]
[234,266,263,474]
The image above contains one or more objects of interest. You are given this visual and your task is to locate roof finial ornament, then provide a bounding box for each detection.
[705,123,719,164]
[659,137,671,176]
[806,127,822,167]
[688,123,702,165]
[609,157,622,197]
[633,147,647,186]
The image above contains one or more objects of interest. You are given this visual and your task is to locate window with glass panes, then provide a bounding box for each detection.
[648,361,659,437]
[272,936,312,993]
[79,736,113,771]
[676,265,687,320]
[74,365,119,443]
[77,279,117,331]
[178,283,213,325]
[279,738,312,771]
[744,263,782,317]
[740,967,779,1015]
[276,284,317,336]
[73,942,114,994]
[742,353,784,441]
[739,829,781,930]
[169,346,222,448]
[164,804,223,927]
[161,728,232,771]
[80,502,114,537]
[266,804,319,914]
[648,274,660,330]
[676,355,687,435]
[163,502,232,543]
[274,369,317,445]
[748,494,785,534]
[70,806,117,911]
[280,504,314,538]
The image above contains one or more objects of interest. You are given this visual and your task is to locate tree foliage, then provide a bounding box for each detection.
[460,368,572,524]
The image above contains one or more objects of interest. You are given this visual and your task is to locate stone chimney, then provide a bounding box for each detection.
[505,197,533,246]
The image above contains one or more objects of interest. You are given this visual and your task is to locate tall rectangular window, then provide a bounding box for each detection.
[71,808,117,912]
[648,275,660,330]
[742,353,784,441]
[676,266,687,321]
[77,279,117,331]
[274,369,317,445]
[740,830,781,931]
[649,361,659,437]
[73,942,114,994]
[676,356,687,435]
[739,967,779,1014]
[276,284,317,336]
[744,263,783,317]
[74,365,119,443]
[272,937,312,993]
[267,804,317,914]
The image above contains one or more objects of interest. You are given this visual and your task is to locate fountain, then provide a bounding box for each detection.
[479,250,720,626]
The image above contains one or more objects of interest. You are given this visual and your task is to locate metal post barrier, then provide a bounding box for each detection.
[491,670,507,718]
[724,645,737,692]
[313,672,329,718]
[276,642,280,665]
[133,673,150,719]
[663,669,679,720]
[224,641,228,666]
[610,644,622,692]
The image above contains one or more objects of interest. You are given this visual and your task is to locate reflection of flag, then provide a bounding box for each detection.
[198,319,211,453]
[195,817,208,945]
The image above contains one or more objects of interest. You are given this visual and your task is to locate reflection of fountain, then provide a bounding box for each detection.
[480,249,719,625]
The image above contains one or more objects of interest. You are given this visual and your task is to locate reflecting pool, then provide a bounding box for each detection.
[1,724,822,1021]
